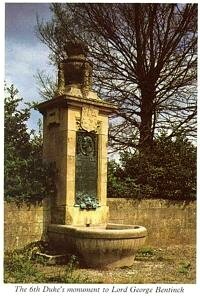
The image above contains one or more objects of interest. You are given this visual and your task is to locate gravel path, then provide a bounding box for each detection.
[37,245,196,284]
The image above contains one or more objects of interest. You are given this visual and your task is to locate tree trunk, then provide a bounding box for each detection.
[139,83,154,151]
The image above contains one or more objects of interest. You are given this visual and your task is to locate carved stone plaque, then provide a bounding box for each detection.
[75,131,98,205]
[81,106,98,132]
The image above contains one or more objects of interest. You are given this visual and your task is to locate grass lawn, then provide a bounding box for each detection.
[4,245,195,284]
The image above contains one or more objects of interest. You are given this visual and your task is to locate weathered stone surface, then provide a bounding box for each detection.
[108,198,196,246]
[4,198,196,251]
[47,223,147,269]
[37,81,116,226]
[4,201,50,251]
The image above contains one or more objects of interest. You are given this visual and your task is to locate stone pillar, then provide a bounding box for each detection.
[37,41,117,227]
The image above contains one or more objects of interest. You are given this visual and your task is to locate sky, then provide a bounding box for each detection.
[5,2,54,131]
[4,0,198,133]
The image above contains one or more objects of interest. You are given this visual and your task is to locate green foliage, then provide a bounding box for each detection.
[4,250,45,283]
[4,84,56,205]
[177,261,191,275]
[107,159,140,198]
[76,192,99,210]
[48,255,89,283]
[108,133,196,200]
[4,250,88,283]
[137,247,155,257]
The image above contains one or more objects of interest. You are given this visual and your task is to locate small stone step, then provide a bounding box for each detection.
[35,252,67,265]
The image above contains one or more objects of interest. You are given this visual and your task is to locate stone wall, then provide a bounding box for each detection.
[4,198,196,251]
[4,201,50,251]
[108,198,196,247]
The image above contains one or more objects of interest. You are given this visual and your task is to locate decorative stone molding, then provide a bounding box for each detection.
[75,117,81,130]
[62,40,93,92]
[81,61,93,98]
[57,63,65,95]
[81,106,99,132]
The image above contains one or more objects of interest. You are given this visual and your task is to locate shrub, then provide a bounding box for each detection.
[47,255,88,283]
[4,247,88,283]
[4,250,45,283]
[177,261,191,275]
[4,84,56,205]
[108,133,196,200]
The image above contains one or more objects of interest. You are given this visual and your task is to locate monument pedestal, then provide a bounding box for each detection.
[38,88,115,226]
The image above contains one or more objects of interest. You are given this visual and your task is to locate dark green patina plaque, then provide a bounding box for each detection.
[75,131,98,208]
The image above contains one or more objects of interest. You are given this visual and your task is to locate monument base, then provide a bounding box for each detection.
[51,205,109,225]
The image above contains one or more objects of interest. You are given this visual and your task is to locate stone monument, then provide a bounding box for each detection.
[37,41,116,227]
[37,41,147,269]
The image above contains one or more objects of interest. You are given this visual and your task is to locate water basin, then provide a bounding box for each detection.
[48,223,147,269]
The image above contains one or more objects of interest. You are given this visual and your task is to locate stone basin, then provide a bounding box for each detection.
[48,223,147,269]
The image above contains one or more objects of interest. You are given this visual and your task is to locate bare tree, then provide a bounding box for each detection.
[37,3,197,152]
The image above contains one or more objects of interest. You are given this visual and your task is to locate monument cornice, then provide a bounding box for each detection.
[36,93,117,115]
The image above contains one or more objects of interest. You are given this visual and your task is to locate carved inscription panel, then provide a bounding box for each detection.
[75,131,98,204]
